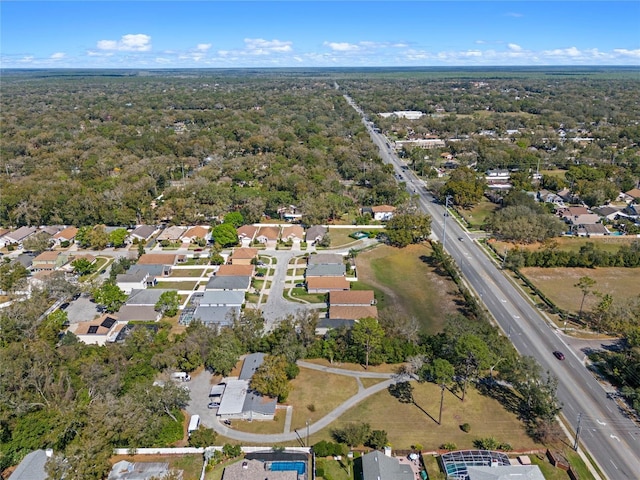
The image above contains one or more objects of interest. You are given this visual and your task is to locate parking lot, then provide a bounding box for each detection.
[64,294,102,324]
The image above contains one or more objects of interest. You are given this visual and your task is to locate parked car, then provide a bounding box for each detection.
[553,351,565,360]
[256,272,265,277]
[295,283,305,288]
[60,302,70,310]
[208,402,220,409]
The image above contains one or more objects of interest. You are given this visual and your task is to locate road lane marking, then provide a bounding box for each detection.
[609,459,618,469]
[597,419,607,426]
[610,434,620,442]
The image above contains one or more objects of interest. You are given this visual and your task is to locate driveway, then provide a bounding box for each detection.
[64,295,102,324]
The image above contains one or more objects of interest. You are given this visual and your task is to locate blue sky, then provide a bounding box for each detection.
[2,1,639,68]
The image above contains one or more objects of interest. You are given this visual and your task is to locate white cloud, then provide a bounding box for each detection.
[196,43,212,52]
[324,41,359,52]
[508,43,522,52]
[244,38,292,54]
[543,46,582,57]
[97,34,152,52]
[505,12,523,18]
[613,48,640,58]
[475,40,487,45]
[50,52,65,59]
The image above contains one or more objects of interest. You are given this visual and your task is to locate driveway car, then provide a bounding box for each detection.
[553,351,565,360]
[208,402,220,409]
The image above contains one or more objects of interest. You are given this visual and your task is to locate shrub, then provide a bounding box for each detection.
[473,437,499,450]
[316,467,325,477]
[498,443,513,452]
[460,423,471,433]
[307,403,316,412]
[440,443,457,451]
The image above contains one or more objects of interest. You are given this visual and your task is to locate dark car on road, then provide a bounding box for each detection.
[553,351,565,360]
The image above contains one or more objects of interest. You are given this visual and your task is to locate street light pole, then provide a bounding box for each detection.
[306,419,310,447]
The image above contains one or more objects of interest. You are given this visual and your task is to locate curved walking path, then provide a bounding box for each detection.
[208,363,410,443]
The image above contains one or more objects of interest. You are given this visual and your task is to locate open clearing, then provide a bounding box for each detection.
[355,244,462,334]
[521,267,640,313]
[110,453,203,480]
[492,236,638,254]
[306,382,539,451]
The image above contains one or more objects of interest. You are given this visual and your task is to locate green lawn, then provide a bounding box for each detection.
[356,244,461,334]
[286,288,326,304]
[316,458,352,480]
[151,281,198,290]
[520,267,640,313]
[170,268,205,277]
[457,199,499,229]
[328,228,376,248]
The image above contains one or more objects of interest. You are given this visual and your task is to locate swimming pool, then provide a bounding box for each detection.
[268,461,306,475]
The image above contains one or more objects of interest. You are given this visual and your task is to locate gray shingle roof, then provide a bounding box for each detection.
[306,263,346,277]
[205,275,251,291]
[361,451,413,480]
[9,450,49,480]
[239,352,266,380]
[126,289,172,306]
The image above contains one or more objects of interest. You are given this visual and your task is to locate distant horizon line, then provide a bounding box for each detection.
[2,65,640,71]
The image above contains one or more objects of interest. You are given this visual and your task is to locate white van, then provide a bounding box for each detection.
[171,371,191,382]
[188,414,200,435]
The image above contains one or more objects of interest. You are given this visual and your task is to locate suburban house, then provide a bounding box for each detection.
[281,225,305,242]
[192,305,240,327]
[117,289,167,322]
[622,203,640,219]
[216,264,255,277]
[237,225,259,244]
[328,305,378,321]
[7,449,51,480]
[116,268,154,294]
[205,275,252,291]
[624,187,640,201]
[305,225,327,245]
[0,226,37,248]
[329,290,375,306]
[371,205,396,221]
[52,226,78,245]
[466,465,545,480]
[558,206,590,220]
[31,251,68,272]
[306,276,350,293]
[306,263,346,277]
[182,225,210,244]
[125,289,172,307]
[199,290,245,307]
[256,226,281,245]
[308,253,344,265]
[575,224,610,237]
[230,247,258,265]
[537,190,565,206]
[568,214,602,227]
[594,205,624,222]
[360,450,413,480]
[156,225,186,243]
[68,315,126,346]
[129,225,157,243]
[216,353,277,421]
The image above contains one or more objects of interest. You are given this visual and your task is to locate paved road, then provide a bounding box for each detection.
[342,89,640,479]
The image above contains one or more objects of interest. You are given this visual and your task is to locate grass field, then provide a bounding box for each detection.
[457,200,499,229]
[288,367,359,431]
[493,236,638,254]
[520,267,640,313]
[302,358,398,374]
[231,410,287,434]
[355,244,462,334]
[305,382,539,451]
[152,280,198,290]
[328,228,376,248]
[316,458,351,480]
[170,268,205,277]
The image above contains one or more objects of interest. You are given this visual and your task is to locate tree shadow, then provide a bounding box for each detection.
[477,380,522,417]
[412,400,439,425]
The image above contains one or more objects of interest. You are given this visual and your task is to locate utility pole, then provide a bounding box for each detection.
[501,248,508,269]
[574,413,583,451]
[306,419,310,447]
[438,384,445,425]
[442,195,452,250]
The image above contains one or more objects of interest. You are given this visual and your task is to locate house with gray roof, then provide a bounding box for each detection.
[117,305,162,322]
[307,253,344,265]
[239,352,266,380]
[116,269,152,294]
[205,275,252,291]
[130,225,157,242]
[1,226,37,248]
[192,305,240,327]
[306,263,346,277]
[306,225,328,244]
[9,449,50,480]
[467,465,545,480]
[200,290,245,307]
[126,289,173,306]
[216,378,276,420]
[360,450,413,480]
